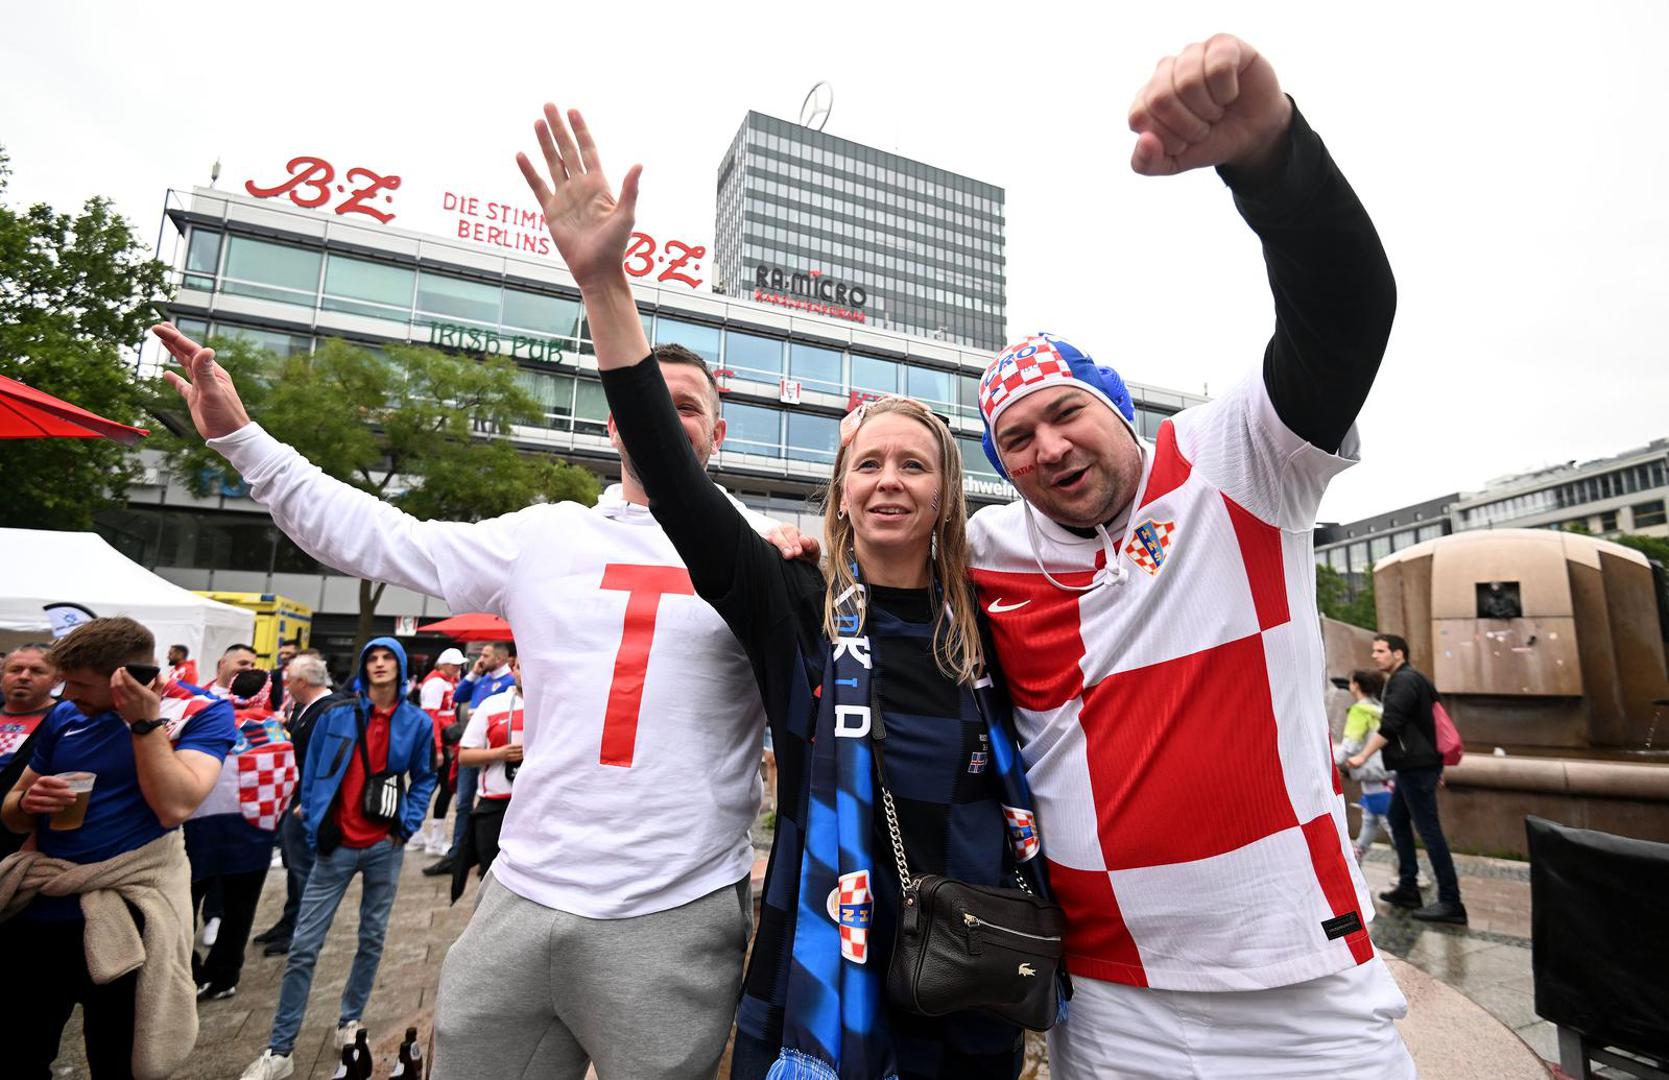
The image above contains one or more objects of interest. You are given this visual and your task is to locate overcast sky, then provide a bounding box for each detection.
[5,1,1665,523]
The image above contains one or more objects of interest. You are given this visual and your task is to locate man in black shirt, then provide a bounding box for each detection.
[1350,634,1466,923]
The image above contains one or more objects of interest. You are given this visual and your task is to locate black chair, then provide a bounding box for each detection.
[1526,816,1669,1079]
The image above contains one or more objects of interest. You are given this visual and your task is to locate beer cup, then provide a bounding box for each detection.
[50,772,97,831]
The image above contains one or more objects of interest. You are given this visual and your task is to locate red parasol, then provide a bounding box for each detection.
[415,613,514,642]
[0,374,150,445]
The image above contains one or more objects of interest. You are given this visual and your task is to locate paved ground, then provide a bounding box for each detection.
[46,837,1585,1078]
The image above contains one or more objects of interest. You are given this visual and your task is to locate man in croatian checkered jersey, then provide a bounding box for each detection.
[970,35,1411,1078]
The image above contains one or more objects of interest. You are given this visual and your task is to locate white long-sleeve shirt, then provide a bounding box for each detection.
[210,423,768,918]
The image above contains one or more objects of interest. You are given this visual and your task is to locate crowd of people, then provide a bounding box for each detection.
[0,30,1482,1080]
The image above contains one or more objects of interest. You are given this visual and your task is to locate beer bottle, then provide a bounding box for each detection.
[391,1026,423,1079]
[330,1045,355,1079]
[353,1028,373,1079]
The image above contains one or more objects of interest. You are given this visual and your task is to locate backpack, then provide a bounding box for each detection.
[1432,700,1464,766]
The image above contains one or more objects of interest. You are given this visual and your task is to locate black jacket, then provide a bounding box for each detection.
[1379,664,1442,771]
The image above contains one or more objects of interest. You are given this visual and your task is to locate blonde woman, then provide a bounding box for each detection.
[519,106,1048,1079]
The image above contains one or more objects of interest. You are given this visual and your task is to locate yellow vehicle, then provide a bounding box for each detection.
[194,592,312,667]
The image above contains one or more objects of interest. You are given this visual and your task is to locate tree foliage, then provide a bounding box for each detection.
[0,146,171,529]
[156,337,601,646]
[1316,563,1379,630]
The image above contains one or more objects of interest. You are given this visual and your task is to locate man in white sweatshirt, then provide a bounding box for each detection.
[154,322,774,1080]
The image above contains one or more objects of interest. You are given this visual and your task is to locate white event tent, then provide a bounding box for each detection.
[0,528,253,666]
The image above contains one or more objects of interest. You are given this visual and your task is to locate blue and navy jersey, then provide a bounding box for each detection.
[25,685,236,919]
[457,668,516,708]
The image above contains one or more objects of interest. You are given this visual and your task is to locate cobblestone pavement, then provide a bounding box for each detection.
[53,848,480,1079]
[43,837,1580,1078]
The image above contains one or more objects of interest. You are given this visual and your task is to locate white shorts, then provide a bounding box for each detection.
[1049,957,1416,1079]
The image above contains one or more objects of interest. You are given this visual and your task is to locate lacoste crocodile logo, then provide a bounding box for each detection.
[1018,963,1036,977]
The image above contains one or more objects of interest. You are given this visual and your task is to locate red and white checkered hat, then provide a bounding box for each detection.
[977,333,1138,478]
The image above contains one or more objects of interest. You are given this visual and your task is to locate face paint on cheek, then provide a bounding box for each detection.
[1009,463,1037,478]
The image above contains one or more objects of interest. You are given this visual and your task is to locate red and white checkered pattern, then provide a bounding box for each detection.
[978,335,1074,421]
[969,375,1371,993]
[0,721,40,758]
[1003,805,1041,862]
[159,681,218,743]
[237,745,298,831]
[832,869,873,964]
[1124,520,1177,576]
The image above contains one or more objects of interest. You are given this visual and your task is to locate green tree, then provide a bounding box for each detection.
[1610,532,1669,566]
[0,147,171,529]
[158,338,600,648]
[1316,563,1379,630]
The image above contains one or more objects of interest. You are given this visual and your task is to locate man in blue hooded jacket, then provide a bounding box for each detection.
[241,638,437,1080]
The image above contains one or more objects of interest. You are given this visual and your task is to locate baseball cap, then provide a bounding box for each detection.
[977,333,1137,479]
[436,647,467,666]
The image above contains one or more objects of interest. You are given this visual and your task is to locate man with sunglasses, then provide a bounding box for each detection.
[0,617,236,1078]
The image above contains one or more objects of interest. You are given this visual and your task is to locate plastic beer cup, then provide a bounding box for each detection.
[50,771,97,831]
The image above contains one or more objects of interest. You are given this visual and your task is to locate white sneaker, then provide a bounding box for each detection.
[203,916,221,947]
[335,1020,363,1051]
[240,1050,293,1080]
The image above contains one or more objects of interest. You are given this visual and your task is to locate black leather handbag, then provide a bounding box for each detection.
[872,745,1068,1031]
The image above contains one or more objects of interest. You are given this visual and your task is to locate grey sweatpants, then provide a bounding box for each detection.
[432,873,752,1080]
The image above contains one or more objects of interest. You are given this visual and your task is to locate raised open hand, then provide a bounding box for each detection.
[516,105,642,290]
[153,323,252,440]
[1127,34,1292,177]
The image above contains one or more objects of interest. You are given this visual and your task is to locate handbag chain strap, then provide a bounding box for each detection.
[876,777,915,892]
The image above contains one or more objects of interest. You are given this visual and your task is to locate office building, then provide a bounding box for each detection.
[714,111,1006,351]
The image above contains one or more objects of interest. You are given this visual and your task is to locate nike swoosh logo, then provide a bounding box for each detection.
[987,598,1030,614]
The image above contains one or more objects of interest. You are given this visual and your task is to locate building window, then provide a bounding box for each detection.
[786,413,840,465]
[515,369,573,429]
[221,235,321,305]
[725,330,785,382]
[960,437,998,480]
[211,322,312,358]
[1417,524,1444,543]
[573,379,609,435]
[1599,510,1619,533]
[790,343,843,394]
[1633,500,1667,528]
[185,228,221,291]
[723,401,782,456]
[1348,542,1369,572]
[503,288,583,341]
[905,365,955,411]
[322,255,414,322]
[655,317,722,368]
[416,271,500,326]
[850,355,899,395]
[1136,407,1173,440]
[1369,536,1392,563]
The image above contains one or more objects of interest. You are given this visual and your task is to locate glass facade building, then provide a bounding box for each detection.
[715,112,1007,351]
[126,184,1202,636]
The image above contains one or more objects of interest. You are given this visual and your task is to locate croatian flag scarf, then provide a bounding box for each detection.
[767,573,1051,1080]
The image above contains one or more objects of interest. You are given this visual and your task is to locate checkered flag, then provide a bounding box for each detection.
[238,744,298,832]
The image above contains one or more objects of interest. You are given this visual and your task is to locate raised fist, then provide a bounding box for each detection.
[1128,34,1292,177]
